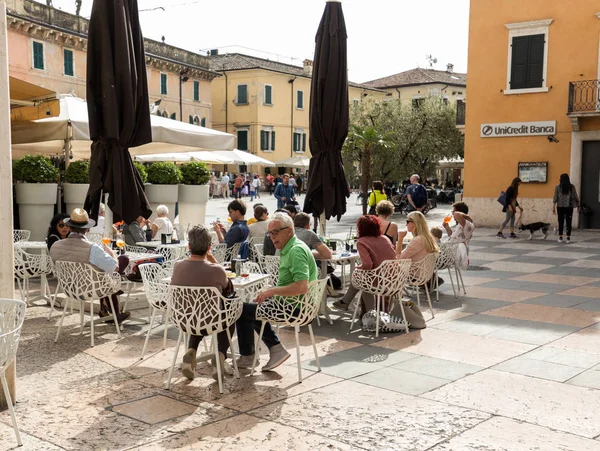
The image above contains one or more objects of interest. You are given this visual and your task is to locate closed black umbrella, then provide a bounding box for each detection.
[84,0,152,224]
[303,0,349,222]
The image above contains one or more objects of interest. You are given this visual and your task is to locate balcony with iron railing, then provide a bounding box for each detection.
[568,80,600,130]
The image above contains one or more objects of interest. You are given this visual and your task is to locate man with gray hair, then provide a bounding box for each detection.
[406,174,427,212]
[170,225,235,381]
[236,212,318,371]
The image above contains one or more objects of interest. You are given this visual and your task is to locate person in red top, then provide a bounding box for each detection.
[266,173,275,195]
[333,215,396,311]
[234,174,244,199]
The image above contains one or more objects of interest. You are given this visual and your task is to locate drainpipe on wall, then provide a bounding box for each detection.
[289,76,296,157]
[223,71,228,133]
[395,87,401,100]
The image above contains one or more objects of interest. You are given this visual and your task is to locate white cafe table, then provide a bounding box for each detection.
[14,240,52,303]
[316,252,360,325]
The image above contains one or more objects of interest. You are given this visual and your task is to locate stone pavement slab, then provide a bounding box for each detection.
[523,293,597,308]
[513,273,600,286]
[483,303,600,328]
[462,285,545,302]
[486,320,580,345]
[352,366,451,395]
[492,355,584,382]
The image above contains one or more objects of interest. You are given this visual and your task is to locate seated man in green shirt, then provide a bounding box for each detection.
[236,212,318,371]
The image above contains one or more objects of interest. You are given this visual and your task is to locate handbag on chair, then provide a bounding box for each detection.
[391,300,426,329]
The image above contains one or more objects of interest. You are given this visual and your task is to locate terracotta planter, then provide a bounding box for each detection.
[178,184,209,231]
[63,183,90,215]
[15,183,58,240]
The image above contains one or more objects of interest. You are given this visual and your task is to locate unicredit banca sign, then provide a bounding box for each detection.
[480,121,556,138]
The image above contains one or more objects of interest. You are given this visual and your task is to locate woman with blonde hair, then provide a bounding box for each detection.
[396,211,439,261]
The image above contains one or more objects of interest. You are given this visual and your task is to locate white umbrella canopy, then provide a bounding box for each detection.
[135,151,238,164]
[11,95,235,159]
[134,153,192,162]
[211,149,275,166]
[274,156,311,168]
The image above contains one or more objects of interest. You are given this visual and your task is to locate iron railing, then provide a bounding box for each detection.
[456,100,466,126]
[568,80,600,113]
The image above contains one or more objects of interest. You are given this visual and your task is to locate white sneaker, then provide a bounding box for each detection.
[566,237,572,244]
[262,344,291,371]
[236,354,257,369]
[558,237,563,243]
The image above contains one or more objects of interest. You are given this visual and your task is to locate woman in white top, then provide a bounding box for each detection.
[248,205,269,239]
[152,204,174,240]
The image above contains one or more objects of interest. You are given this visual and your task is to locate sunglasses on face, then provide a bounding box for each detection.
[268,226,289,237]
[58,223,67,228]
[406,220,414,224]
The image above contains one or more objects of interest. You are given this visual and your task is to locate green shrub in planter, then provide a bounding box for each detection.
[64,160,90,183]
[147,162,182,185]
[13,155,59,183]
[133,162,148,183]
[180,161,210,185]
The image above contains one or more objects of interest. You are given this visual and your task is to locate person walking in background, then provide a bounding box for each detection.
[553,173,579,244]
[266,173,274,195]
[406,174,428,212]
[221,173,230,198]
[274,174,296,209]
[497,177,522,239]
[296,174,303,195]
[234,173,244,199]
[253,175,261,199]
[367,180,387,215]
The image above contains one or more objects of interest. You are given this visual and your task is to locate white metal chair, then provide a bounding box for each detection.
[210,242,241,264]
[251,278,328,382]
[405,253,438,319]
[139,263,171,360]
[435,243,466,300]
[0,299,26,447]
[156,245,187,262]
[263,255,280,287]
[210,231,220,246]
[350,259,412,337]
[53,261,122,347]
[12,230,30,243]
[165,285,243,394]
[87,233,105,245]
[13,245,53,305]
[124,244,149,254]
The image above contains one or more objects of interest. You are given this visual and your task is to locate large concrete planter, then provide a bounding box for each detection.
[15,183,58,240]
[178,184,209,231]
[63,183,90,215]
[145,184,178,222]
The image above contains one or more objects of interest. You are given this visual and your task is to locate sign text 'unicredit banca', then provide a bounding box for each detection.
[480,121,556,138]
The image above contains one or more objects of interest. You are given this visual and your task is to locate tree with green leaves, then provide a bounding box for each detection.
[342,97,464,194]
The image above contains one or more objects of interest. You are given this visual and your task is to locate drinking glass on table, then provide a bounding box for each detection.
[102,233,112,246]
[116,233,126,255]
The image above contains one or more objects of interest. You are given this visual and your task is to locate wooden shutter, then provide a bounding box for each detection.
[238,131,248,150]
[238,85,247,104]
[193,81,199,101]
[64,49,74,76]
[293,133,298,152]
[201,118,206,127]
[170,113,176,120]
[161,74,167,94]
[297,91,303,109]
[189,115,193,124]
[302,133,306,152]
[33,42,44,69]
[510,34,544,90]
[271,131,276,150]
[260,130,266,150]
[265,85,272,104]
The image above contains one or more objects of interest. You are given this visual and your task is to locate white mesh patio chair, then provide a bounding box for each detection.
[263,255,280,287]
[13,246,53,305]
[12,230,30,243]
[165,285,243,394]
[53,261,122,347]
[156,245,187,263]
[350,259,412,337]
[210,231,219,246]
[124,244,149,254]
[251,278,328,383]
[211,243,228,264]
[87,233,104,245]
[435,243,466,300]
[0,299,26,447]
[405,253,438,319]
[139,263,172,360]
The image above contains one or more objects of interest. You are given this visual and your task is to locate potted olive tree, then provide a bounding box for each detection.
[63,160,90,214]
[13,155,60,240]
[178,161,210,231]
[145,162,181,221]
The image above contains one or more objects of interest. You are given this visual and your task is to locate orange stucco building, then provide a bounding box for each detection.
[464,1,600,228]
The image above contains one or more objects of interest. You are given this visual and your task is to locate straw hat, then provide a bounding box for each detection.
[65,208,96,229]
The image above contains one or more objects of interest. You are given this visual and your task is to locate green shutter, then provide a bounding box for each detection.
[189,115,193,124]
[161,73,167,95]
[260,130,266,150]
[201,117,206,127]
[302,133,306,152]
[238,131,248,151]
[271,131,276,150]
[33,41,44,70]
[156,109,161,116]
[238,85,247,104]
[265,85,272,105]
[193,81,199,101]
[63,49,74,76]
[170,113,176,120]
[297,91,303,109]
[293,133,298,152]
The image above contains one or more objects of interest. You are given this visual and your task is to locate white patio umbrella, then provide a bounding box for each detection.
[11,95,235,160]
[212,149,275,166]
[274,156,310,168]
[134,153,192,162]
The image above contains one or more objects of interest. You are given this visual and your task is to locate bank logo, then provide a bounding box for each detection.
[482,125,493,136]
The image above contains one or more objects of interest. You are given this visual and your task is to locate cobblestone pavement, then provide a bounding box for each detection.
[4,196,600,450]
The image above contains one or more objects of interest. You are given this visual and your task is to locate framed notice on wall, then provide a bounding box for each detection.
[518,162,548,183]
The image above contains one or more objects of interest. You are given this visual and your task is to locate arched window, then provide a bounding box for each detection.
[193,116,200,126]
[162,111,169,118]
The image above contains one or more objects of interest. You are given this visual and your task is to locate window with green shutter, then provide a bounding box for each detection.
[297,90,304,109]
[238,130,248,151]
[63,49,74,76]
[302,133,306,152]
[260,130,266,150]
[189,115,194,124]
[160,73,168,95]
[170,113,176,120]
[510,34,545,90]
[293,133,300,152]
[264,85,272,105]
[193,81,199,101]
[200,117,206,127]
[237,85,248,104]
[32,41,44,70]
[270,130,275,150]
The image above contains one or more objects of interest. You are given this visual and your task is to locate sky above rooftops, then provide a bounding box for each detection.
[40,0,469,83]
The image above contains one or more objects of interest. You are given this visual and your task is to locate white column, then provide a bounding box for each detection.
[0,0,17,409]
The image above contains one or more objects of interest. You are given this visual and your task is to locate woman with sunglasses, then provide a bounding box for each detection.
[47,213,70,250]
[396,211,439,260]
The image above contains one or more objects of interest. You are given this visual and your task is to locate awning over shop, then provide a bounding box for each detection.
[274,156,311,168]
[9,76,59,122]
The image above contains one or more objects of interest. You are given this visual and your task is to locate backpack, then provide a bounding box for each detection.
[412,184,427,207]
